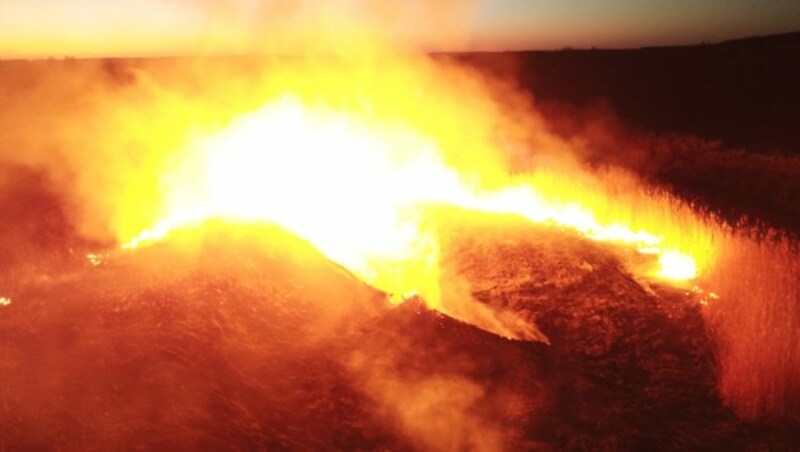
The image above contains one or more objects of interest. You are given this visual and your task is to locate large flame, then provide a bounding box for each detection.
[0,27,790,423]
[118,52,712,310]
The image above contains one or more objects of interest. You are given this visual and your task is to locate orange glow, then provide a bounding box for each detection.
[0,0,475,58]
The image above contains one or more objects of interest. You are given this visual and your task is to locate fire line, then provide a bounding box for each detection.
[120,96,702,308]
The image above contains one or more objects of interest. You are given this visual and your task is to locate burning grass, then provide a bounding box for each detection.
[0,43,799,429]
[704,229,800,421]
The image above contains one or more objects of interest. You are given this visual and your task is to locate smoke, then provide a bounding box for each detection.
[183,0,478,53]
[349,352,508,451]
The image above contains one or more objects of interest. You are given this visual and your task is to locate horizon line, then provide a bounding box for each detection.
[1,29,797,62]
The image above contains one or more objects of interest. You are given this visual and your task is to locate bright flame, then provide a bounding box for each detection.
[123,92,703,306]
[0,297,10,306]
[657,251,698,280]
[92,43,718,318]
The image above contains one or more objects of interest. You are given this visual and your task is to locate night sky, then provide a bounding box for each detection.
[1,0,799,57]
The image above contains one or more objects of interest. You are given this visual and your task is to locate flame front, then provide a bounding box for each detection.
[120,52,711,308]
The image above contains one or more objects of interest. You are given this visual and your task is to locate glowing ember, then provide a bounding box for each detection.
[691,285,720,307]
[86,253,106,266]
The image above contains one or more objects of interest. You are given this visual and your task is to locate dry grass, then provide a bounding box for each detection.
[704,229,800,421]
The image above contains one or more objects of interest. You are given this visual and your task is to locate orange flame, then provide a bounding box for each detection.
[119,58,711,309]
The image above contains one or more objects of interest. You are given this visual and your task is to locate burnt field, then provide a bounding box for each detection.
[1,33,800,450]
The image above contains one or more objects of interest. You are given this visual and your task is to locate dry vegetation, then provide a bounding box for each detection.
[2,35,800,447]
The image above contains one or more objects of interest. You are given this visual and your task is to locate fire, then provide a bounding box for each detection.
[657,251,698,280]
[119,59,707,308]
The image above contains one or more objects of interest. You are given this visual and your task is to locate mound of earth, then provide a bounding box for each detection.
[1,210,797,449]
[0,223,551,450]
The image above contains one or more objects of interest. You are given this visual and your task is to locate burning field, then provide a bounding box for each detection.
[1,30,800,450]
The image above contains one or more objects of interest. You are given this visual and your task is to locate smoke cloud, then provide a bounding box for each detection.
[182,0,479,54]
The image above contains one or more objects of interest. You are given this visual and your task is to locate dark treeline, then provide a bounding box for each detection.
[455,31,800,156]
